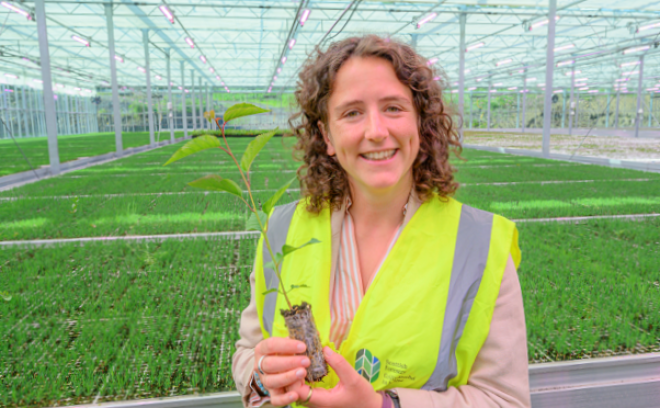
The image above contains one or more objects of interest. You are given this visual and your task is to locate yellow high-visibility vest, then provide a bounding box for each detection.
[255,196,520,405]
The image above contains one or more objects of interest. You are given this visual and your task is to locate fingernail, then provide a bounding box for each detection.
[301,357,310,366]
[289,393,296,402]
[325,347,334,356]
[297,343,306,352]
[296,369,306,378]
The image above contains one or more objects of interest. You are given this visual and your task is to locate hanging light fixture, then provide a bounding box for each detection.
[299,9,311,26]
[623,45,650,55]
[71,35,90,47]
[185,37,195,48]
[159,5,174,24]
[416,12,437,29]
[556,59,574,67]
[554,44,575,52]
[466,42,485,52]
[528,16,560,31]
[1,1,31,20]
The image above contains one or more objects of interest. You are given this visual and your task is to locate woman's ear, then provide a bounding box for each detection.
[318,121,336,157]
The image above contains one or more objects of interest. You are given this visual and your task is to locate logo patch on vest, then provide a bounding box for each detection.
[355,349,380,383]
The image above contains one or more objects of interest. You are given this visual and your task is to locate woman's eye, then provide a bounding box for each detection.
[386,106,401,112]
[346,111,360,117]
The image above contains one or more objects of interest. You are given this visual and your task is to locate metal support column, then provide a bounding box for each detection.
[635,56,644,138]
[561,90,566,128]
[35,0,60,173]
[487,82,492,130]
[105,3,123,154]
[576,91,580,127]
[21,87,30,137]
[606,91,611,128]
[206,83,210,129]
[568,68,575,135]
[542,0,557,158]
[615,90,620,129]
[181,61,188,138]
[143,29,155,146]
[516,91,521,129]
[27,87,36,136]
[167,49,174,142]
[458,13,466,142]
[522,73,527,133]
[648,93,653,127]
[468,91,473,129]
[190,70,196,131]
[198,77,203,129]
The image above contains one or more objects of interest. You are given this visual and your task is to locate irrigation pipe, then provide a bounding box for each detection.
[56,353,660,408]
[4,212,659,249]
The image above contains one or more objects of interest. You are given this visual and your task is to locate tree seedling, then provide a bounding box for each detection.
[164,102,328,382]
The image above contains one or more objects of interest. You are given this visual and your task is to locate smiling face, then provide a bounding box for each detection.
[319,56,420,196]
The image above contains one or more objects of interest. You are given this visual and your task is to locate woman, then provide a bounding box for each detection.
[232,35,530,408]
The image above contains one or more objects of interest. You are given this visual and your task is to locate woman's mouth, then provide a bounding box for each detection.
[360,149,397,161]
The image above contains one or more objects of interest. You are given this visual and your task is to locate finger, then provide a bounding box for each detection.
[262,367,307,390]
[262,355,310,375]
[258,337,307,357]
[269,389,298,407]
[284,378,305,398]
[324,347,359,386]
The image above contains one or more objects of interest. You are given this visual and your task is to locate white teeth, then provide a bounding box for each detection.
[362,149,396,161]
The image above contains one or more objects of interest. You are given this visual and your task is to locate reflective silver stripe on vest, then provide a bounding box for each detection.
[262,201,298,336]
[422,205,493,391]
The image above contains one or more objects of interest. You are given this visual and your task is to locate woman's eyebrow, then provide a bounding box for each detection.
[379,95,411,105]
[335,95,411,113]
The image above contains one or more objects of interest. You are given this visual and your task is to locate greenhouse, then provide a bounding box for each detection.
[0,1,658,408]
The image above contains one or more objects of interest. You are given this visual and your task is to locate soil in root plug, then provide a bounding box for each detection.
[281,302,328,383]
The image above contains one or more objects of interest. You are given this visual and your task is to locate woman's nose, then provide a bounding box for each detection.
[364,110,388,142]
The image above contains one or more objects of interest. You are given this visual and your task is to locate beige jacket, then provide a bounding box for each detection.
[232,195,531,408]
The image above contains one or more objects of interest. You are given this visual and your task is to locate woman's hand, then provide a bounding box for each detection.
[287,347,383,408]
[254,337,311,407]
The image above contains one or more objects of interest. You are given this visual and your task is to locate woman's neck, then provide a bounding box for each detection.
[347,174,412,228]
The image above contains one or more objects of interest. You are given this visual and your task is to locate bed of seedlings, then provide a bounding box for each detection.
[0,131,185,177]
[0,136,658,407]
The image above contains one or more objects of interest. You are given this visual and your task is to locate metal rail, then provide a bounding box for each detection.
[59,353,660,408]
[4,210,660,248]
[0,231,260,249]
[464,144,660,173]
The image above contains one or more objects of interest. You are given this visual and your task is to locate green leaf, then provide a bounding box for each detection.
[223,103,271,124]
[264,252,283,271]
[281,238,321,258]
[263,177,297,214]
[0,291,11,302]
[163,135,221,166]
[188,175,242,198]
[246,210,268,232]
[290,284,309,291]
[262,288,279,296]
[240,129,278,172]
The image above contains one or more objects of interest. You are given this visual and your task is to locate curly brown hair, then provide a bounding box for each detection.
[288,34,462,214]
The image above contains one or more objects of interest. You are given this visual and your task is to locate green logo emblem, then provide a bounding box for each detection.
[355,349,380,383]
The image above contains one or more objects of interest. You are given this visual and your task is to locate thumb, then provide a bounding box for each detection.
[324,347,357,382]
